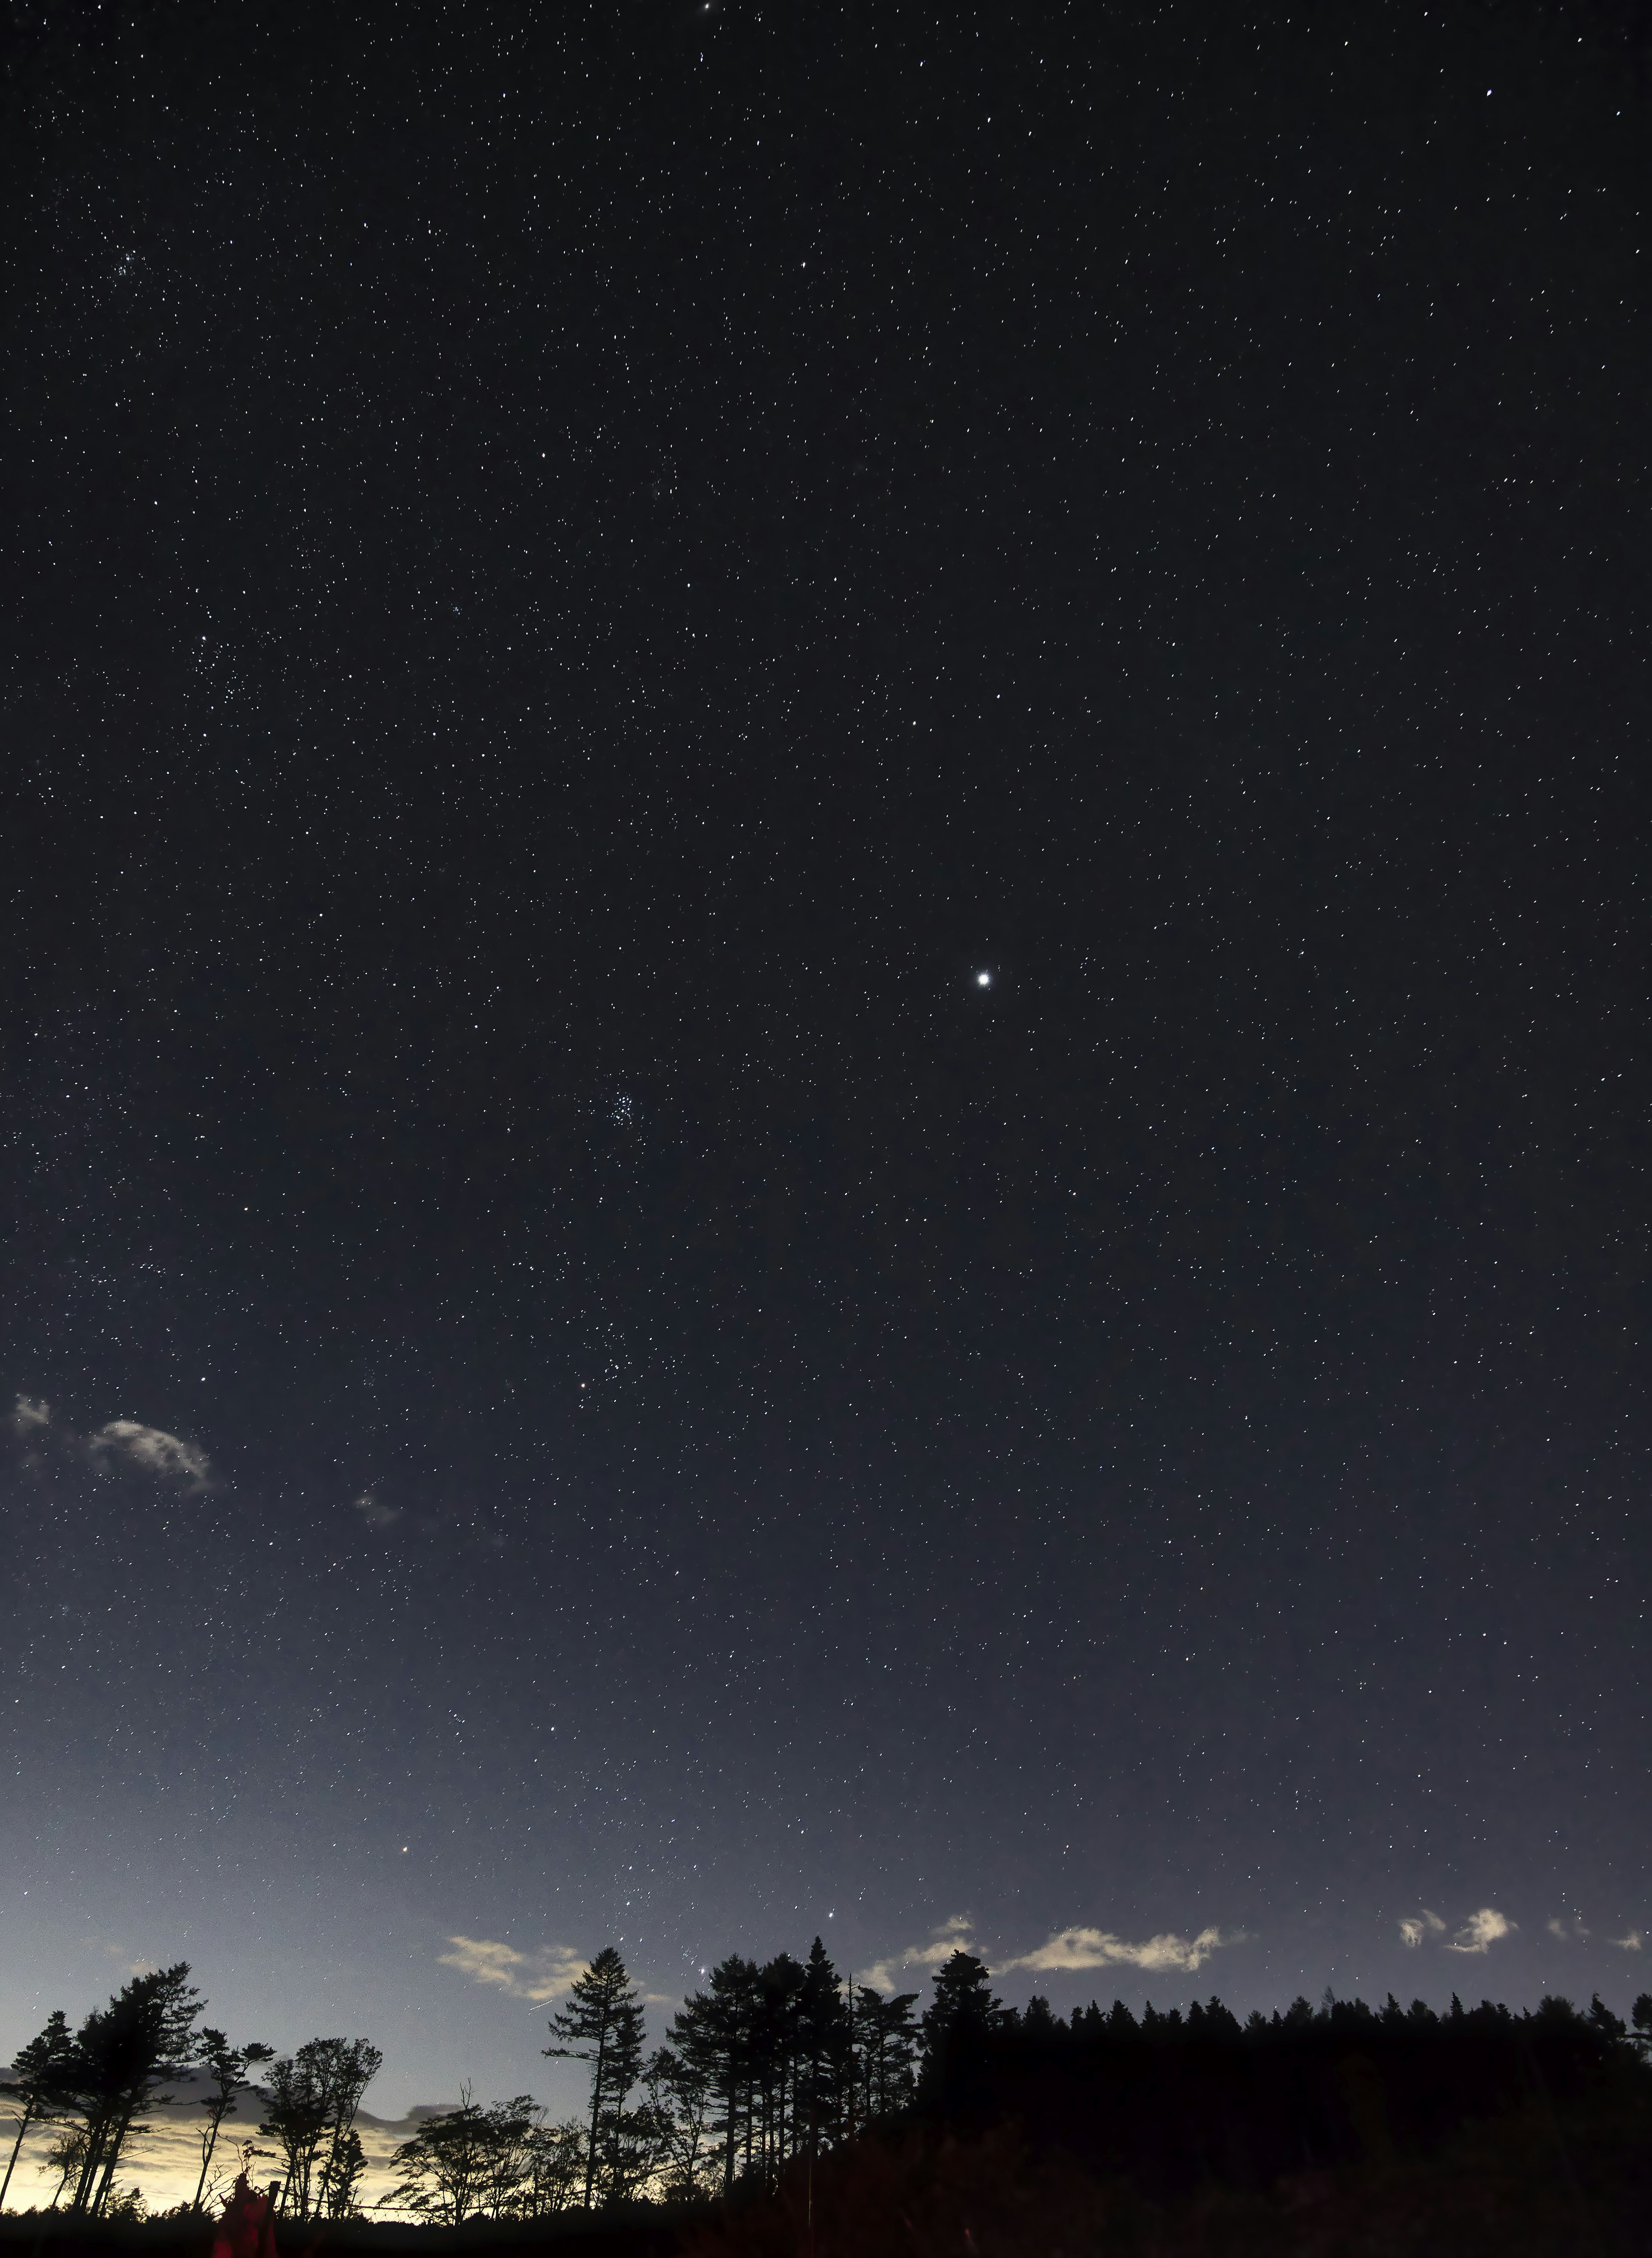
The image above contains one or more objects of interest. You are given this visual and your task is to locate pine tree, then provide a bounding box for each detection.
[918,1949,1008,2095]
[751,1953,805,2186]
[1631,1993,1652,2060]
[0,2011,75,2211]
[670,1957,760,2195]
[794,1939,850,2163]
[545,1947,647,2208]
[57,1964,205,2214]
[851,1987,920,2122]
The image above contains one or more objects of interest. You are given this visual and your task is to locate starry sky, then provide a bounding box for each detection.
[3,0,1649,2129]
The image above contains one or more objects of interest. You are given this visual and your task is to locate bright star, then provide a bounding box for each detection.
[976,971,992,987]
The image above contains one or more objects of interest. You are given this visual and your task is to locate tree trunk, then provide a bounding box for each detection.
[92,2099,139,2215]
[193,2104,228,2213]
[0,2106,37,2211]
[583,2026,607,2209]
[71,2111,109,2214]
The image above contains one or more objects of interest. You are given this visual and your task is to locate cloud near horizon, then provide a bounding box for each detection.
[859,1914,1235,1991]
[439,1936,587,2003]
[858,1916,974,1993]
[996,1925,1233,1977]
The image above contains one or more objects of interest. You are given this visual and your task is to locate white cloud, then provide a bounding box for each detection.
[858,1916,974,1993]
[1447,1908,1515,1955]
[10,1395,51,1435]
[88,1420,211,1484]
[1399,1911,1447,1947]
[860,1914,1236,1990]
[1547,1916,1590,1941]
[438,1936,587,2004]
[996,1925,1231,1977]
[1609,1931,1643,1951]
[354,1492,402,1530]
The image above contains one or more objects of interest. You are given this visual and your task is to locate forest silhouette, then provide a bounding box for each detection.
[4,1945,1651,2254]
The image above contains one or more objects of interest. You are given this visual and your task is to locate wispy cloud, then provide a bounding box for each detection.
[438,1936,586,2004]
[1446,1908,1515,1955]
[1610,1931,1643,1951]
[996,1925,1233,1976]
[858,1916,974,1993]
[1547,1917,1590,1942]
[89,1419,212,1485]
[1399,1911,1447,1947]
[859,1914,1236,1990]
[354,1492,402,1530]
[10,1394,51,1435]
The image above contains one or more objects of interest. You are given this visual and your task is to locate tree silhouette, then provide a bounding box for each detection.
[190,2031,275,2213]
[516,2118,588,2216]
[545,1948,647,2209]
[670,1956,759,2196]
[55,1964,204,2214]
[794,1939,850,2165]
[259,2036,381,2221]
[387,2088,540,2224]
[311,2038,384,2218]
[42,2124,88,2210]
[918,1949,1008,2101]
[0,2010,74,2211]
[259,2053,330,2218]
[851,1986,920,2123]
[641,2046,721,2200]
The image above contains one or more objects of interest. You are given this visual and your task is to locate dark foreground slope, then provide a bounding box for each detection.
[684,1996,1652,2257]
[0,2220,685,2258]
[7,2002,1649,2258]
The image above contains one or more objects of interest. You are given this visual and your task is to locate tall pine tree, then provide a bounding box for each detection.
[545,1948,646,2208]
[918,1949,1009,2105]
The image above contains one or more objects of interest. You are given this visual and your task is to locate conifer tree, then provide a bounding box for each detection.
[545,1947,647,2208]
[670,1957,760,2194]
[850,1986,920,2122]
[57,1964,205,2214]
[918,1948,1007,2091]
[0,2011,75,2211]
[795,1939,850,2161]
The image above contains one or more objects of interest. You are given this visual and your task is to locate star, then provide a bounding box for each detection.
[975,971,992,987]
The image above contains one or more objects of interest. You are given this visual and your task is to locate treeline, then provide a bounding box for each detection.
[0,1969,379,2224]
[6,1946,1652,2224]
[912,1956,1652,2199]
[391,1940,923,2220]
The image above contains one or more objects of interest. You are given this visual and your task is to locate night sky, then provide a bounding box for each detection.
[3,0,1649,2124]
